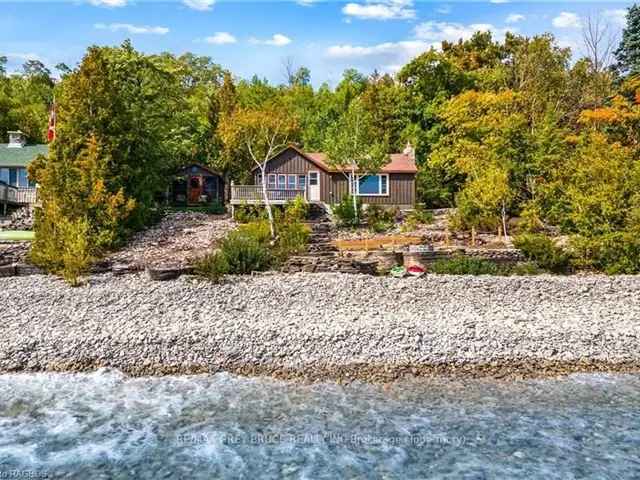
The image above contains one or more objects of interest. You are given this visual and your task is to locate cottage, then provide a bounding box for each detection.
[0,131,46,212]
[171,163,224,206]
[230,144,417,209]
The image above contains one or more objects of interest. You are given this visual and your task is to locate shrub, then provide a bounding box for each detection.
[234,204,266,224]
[237,221,271,246]
[403,206,434,231]
[274,221,311,261]
[332,195,362,227]
[59,217,93,286]
[500,262,543,276]
[208,200,226,215]
[194,251,229,282]
[365,205,397,233]
[431,256,499,275]
[513,233,570,273]
[284,196,309,222]
[570,233,640,274]
[220,231,272,274]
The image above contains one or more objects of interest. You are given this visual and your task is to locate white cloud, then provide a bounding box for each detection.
[6,53,42,61]
[94,23,170,35]
[490,0,509,4]
[552,12,581,29]
[342,0,415,21]
[603,8,627,28]
[325,40,432,66]
[505,13,525,24]
[88,0,127,7]
[204,32,237,44]
[249,34,292,47]
[296,0,316,6]
[183,0,215,11]
[436,4,452,15]
[414,21,513,43]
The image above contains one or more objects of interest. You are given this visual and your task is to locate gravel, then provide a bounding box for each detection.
[2,272,639,381]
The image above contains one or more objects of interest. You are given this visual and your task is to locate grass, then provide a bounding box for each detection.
[0,230,35,241]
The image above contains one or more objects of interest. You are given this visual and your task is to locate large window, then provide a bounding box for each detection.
[267,174,277,189]
[298,175,306,190]
[287,175,297,190]
[277,174,286,189]
[356,174,389,196]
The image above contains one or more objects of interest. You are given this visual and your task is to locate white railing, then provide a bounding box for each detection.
[0,183,37,205]
[230,185,306,204]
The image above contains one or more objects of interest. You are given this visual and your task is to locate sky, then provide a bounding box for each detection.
[0,0,635,87]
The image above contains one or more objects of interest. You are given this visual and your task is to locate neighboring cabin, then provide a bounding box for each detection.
[0,131,45,211]
[231,145,417,209]
[170,164,225,206]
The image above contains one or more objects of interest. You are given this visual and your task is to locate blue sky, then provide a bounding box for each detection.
[0,0,635,86]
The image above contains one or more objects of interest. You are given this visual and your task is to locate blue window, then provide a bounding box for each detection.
[267,174,277,189]
[287,175,297,190]
[17,168,28,188]
[357,174,389,196]
[277,174,286,189]
[9,168,17,187]
[0,168,8,184]
[298,175,306,190]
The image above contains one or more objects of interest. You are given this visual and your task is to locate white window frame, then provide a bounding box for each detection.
[287,174,297,190]
[277,174,286,189]
[267,174,277,189]
[298,175,306,190]
[354,173,389,197]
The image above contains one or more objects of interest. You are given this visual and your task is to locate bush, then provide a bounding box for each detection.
[513,233,570,273]
[284,196,309,222]
[365,205,397,233]
[220,231,272,274]
[274,221,310,261]
[233,204,266,224]
[194,251,229,282]
[403,206,434,231]
[499,262,543,276]
[570,233,640,274]
[208,200,226,215]
[237,221,271,245]
[431,256,499,275]
[332,195,362,227]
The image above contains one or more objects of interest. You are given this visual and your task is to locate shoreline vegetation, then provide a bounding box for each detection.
[2,272,639,383]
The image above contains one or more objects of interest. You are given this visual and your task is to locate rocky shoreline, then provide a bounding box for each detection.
[2,272,639,382]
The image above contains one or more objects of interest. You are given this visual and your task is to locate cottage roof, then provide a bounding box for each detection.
[0,144,48,168]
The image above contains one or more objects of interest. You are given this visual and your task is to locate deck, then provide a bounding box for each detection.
[230,185,307,205]
[0,182,37,213]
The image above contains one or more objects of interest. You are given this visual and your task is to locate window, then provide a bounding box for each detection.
[0,168,8,184]
[277,174,286,189]
[17,168,28,188]
[298,175,306,190]
[9,168,17,187]
[356,174,389,196]
[287,175,297,190]
[267,174,277,189]
[308,171,319,186]
[256,173,263,185]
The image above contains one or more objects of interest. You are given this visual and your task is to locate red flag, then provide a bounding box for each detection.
[47,102,56,142]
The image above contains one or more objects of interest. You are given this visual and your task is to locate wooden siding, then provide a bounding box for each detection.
[253,148,415,207]
[328,173,415,207]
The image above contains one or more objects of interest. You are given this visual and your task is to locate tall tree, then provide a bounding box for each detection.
[323,100,388,222]
[218,106,299,237]
[615,4,640,76]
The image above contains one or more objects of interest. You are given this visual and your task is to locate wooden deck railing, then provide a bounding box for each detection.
[230,185,306,204]
[0,183,37,206]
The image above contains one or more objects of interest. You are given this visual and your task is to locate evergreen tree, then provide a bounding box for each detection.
[615,4,640,76]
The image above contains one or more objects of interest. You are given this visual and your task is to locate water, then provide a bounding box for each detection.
[0,370,639,479]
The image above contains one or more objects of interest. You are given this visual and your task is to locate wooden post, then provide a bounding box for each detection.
[471,227,476,247]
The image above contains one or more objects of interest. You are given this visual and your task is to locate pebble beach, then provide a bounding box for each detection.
[2,272,639,381]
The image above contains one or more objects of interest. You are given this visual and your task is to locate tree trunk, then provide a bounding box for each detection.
[501,202,508,238]
[351,169,358,224]
[261,168,275,238]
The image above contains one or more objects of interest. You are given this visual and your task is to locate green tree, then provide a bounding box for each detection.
[323,100,388,222]
[615,4,640,76]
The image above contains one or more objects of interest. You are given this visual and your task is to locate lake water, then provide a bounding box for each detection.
[0,370,639,479]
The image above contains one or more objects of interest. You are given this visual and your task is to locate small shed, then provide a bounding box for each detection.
[171,164,224,206]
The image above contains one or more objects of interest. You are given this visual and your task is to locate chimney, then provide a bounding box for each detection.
[403,141,415,161]
[7,131,26,148]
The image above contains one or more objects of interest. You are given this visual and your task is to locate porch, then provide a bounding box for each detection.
[0,182,37,214]
[230,184,309,205]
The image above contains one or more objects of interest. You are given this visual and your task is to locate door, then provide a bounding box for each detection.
[308,171,320,202]
[188,176,203,203]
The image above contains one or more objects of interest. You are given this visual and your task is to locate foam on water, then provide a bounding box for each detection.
[0,369,639,479]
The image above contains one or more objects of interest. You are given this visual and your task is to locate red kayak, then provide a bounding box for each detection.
[407,265,426,277]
